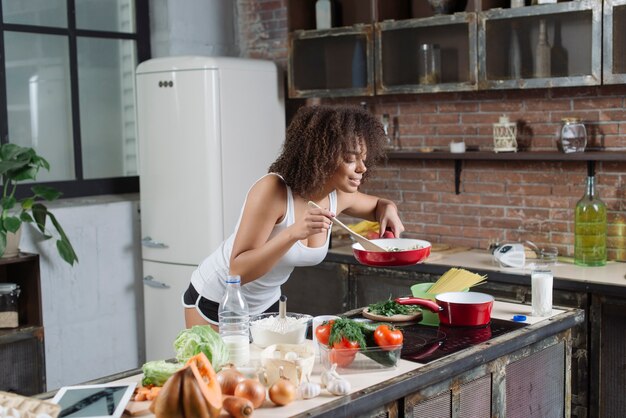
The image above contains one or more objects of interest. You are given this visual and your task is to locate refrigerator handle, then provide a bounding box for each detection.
[143,275,170,289]
[142,236,169,248]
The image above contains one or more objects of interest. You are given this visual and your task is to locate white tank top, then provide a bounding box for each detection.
[190,174,337,315]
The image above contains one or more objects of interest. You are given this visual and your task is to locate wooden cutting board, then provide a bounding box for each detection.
[427,246,471,262]
[124,400,152,417]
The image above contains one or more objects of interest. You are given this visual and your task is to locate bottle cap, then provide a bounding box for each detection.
[512,315,527,322]
[225,275,241,284]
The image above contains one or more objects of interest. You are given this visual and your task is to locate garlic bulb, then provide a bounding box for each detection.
[298,380,321,399]
[320,363,340,388]
[326,378,351,396]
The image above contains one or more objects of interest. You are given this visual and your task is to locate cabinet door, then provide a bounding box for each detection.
[603,0,626,84]
[478,1,602,89]
[281,262,349,316]
[136,68,223,266]
[376,13,478,94]
[288,26,375,98]
[143,261,194,361]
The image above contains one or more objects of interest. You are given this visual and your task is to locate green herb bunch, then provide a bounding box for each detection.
[368,298,421,317]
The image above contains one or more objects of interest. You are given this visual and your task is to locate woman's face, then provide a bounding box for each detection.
[328,140,368,193]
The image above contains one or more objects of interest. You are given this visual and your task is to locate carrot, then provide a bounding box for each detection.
[147,386,161,401]
[222,395,254,418]
[133,386,154,402]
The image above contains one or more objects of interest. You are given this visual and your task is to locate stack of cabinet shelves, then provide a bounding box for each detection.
[288,0,626,98]
[0,254,45,396]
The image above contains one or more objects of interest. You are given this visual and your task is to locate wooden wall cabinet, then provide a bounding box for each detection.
[603,0,626,84]
[376,13,478,94]
[478,0,602,89]
[287,0,615,98]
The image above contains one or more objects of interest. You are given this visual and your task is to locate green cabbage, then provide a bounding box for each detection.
[173,325,229,370]
[141,360,183,386]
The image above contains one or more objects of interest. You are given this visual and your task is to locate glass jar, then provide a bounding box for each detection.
[559,118,587,153]
[530,247,558,317]
[418,44,441,85]
[0,283,20,328]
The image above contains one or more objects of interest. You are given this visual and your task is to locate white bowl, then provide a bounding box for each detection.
[250,312,312,348]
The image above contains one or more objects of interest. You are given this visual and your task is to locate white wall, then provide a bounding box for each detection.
[149,0,238,57]
[19,195,143,390]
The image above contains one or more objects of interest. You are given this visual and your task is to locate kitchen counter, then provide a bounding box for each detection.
[327,244,626,295]
[47,301,582,418]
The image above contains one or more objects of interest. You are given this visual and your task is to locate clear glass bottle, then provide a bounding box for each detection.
[531,247,557,317]
[575,171,607,266]
[418,43,441,85]
[218,275,250,366]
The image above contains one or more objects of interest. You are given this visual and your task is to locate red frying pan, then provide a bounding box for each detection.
[352,237,432,267]
[396,292,494,327]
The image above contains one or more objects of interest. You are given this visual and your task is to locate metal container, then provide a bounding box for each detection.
[0,283,20,328]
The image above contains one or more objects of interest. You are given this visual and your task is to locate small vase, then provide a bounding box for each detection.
[3,227,22,258]
[509,26,521,79]
[534,19,551,78]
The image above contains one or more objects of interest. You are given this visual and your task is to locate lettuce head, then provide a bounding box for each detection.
[173,325,229,370]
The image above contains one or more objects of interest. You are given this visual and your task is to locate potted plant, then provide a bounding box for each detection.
[0,143,78,265]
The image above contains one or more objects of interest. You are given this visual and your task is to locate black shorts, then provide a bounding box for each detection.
[182,283,280,324]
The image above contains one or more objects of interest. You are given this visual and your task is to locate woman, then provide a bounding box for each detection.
[183,105,404,329]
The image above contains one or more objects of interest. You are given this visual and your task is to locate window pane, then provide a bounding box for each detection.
[75,0,135,33]
[2,0,67,27]
[77,37,137,179]
[4,31,75,181]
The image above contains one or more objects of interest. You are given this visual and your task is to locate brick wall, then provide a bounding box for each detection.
[237,0,626,260]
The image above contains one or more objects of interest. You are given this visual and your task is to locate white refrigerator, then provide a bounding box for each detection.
[136,56,285,361]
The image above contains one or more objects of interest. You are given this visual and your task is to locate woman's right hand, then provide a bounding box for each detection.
[290,206,334,240]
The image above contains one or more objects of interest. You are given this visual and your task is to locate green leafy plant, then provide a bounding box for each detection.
[0,143,78,265]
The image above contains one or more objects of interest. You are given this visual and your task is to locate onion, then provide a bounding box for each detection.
[217,365,245,396]
[234,378,266,409]
[269,376,297,406]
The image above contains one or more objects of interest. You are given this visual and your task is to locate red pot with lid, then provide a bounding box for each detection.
[396,291,494,327]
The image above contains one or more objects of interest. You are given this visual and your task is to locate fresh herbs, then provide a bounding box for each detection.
[328,317,367,348]
[368,298,421,317]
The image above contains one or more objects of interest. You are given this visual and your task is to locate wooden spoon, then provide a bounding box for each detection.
[307,201,388,252]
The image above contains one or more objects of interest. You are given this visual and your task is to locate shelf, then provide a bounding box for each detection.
[386,150,626,161]
[386,150,626,194]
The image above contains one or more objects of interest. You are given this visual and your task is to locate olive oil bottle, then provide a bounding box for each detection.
[575,168,607,266]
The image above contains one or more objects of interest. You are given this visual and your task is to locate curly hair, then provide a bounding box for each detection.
[269,105,386,198]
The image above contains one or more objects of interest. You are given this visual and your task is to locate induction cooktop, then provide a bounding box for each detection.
[398,318,527,364]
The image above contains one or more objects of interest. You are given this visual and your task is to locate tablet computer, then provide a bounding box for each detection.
[52,382,136,418]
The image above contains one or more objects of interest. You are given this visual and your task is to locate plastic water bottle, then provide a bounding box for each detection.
[218,275,250,366]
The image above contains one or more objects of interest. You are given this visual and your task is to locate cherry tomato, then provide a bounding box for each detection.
[328,337,359,367]
[373,325,403,350]
[315,321,334,346]
[381,230,395,239]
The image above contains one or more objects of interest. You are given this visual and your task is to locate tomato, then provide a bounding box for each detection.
[315,321,334,346]
[381,230,395,239]
[328,337,359,367]
[373,325,403,350]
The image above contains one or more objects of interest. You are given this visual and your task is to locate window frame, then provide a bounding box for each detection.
[0,0,150,199]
